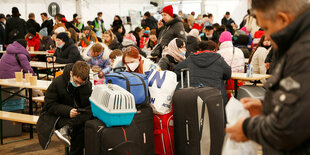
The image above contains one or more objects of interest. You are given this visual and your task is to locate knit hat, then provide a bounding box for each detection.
[219,31,232,43]
[56,32,69,43]
[16,39,27,48]
[188,29,200,40]
[162,5,174,17]
[39,27,48,37]
[28,27,36,36]
[54,26,66,34]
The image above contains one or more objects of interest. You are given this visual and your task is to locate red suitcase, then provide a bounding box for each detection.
[153,111,174,155]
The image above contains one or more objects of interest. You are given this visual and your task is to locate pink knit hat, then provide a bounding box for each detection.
[219,31,232,43]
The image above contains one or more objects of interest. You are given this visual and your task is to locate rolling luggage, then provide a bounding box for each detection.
[85,105,155,155]
[237,85,266,100]
[173,68,225,155]
[105,72,149,105]
[153,110,174,155]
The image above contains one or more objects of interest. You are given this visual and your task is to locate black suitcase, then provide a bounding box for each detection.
[85,105,155,155]
[237,85,266,100]
[173,68,225,155]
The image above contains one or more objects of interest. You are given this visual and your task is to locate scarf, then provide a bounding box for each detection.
[162,38,185,62]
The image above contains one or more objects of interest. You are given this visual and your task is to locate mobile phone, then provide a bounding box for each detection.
[77,108,87,113]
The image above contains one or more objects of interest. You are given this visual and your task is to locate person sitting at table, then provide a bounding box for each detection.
[25,27,41,58]
[122,46,158,74]
[102,30,121,50]
[174,40,231,104]
[37,61,92,154]
[82,43,111,78]
[79,26,98,48]
[47,32,83,64]
[0,39,35,79]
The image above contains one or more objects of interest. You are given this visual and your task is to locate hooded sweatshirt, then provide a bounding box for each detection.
[174,51,231,104]
[0,41,35,79]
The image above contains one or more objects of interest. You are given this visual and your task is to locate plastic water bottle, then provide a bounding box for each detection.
[0,44,3,51]
[246,64,253,77]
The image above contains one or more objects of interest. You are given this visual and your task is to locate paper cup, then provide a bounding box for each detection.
[30,46,34,51]
[15,72,23,82]
[25,73,32,83]
[30,76,37,86]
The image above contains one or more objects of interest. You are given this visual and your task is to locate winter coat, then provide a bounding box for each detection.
[113,31,123,44]
[41,19,54,35]
[82,43,111,74]
[142,16,158,30]
[250,47,269,74]
[25,33,41,51]
[0,21,6,46]
[200,31,220,43]
[0,41,35,78]
[37,64,92,149]
[185,35,199,57]
[79,30,98,47]
[158,55,179,71]
[157,16,186,54]
[53,39,83,64]
[218,41,245,73]
[235,45,251,58]
[39,36,54,51]
[221,17,236,34]
[113,56,158,74]
[107,38,122,50]
[5,16,27,44]
[174,51,231,103]
[242,8,310,155]
[27,19,41,32]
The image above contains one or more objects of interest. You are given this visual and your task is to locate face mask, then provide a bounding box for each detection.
[180,50,186,57]
[28,36,33,40]
[70,76,79,87]
[127,62,139,71]
[57,43,64,48]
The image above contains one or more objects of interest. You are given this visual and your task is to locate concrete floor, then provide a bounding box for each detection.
[0,132,66,155]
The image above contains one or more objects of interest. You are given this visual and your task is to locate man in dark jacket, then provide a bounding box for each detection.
[152,5,186,59]
[40,13,53,36]
[226,0,310,154]
[142,11,158,30]
[27,13,40,32]
[47,32,83,64]
[221,12,236,34]
[37,61,92,154]
[174,40,231,104]
[5,7,27,44]
[200,26,220,44]
[0,14,6,50]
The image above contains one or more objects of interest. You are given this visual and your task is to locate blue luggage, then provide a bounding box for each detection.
[105,72,149,105]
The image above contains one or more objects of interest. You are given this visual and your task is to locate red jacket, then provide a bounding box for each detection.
[26,33,41,50]
[192,23,204,32]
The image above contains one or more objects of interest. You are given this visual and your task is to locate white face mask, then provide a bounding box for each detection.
[127,62,139,71]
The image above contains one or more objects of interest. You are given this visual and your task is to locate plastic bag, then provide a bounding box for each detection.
[146,70,178,114]
[222,96,260,155]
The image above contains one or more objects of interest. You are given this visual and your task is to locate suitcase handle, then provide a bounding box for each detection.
[180,68,190,88]
[107,140,137,152]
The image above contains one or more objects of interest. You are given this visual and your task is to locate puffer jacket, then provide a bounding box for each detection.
[242,7,310,155]
[218,41,245,73]
[0,41,35,78]
[37,64,92,149]
[53,39,83,64]
[174,51,231,104]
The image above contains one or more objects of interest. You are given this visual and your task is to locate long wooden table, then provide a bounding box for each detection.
[0,51,53,56]
[30,61,66,79]
[0,78,51,144]
[231,73,272,97]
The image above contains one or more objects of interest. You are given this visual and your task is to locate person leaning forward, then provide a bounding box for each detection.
[226,0,310,154]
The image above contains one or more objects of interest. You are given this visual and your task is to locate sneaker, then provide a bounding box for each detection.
[55,125,71,147]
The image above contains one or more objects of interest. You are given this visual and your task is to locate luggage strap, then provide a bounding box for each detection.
[119,72,131,92]
[199,101,207,140]
[129,72,149,104]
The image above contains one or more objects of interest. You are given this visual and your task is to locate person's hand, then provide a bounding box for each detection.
[47,57,53,62]
[158,20,164,29]
[265,62,270,70]
[226,118,249,142]
[70,108,80,118]
[241,97,263,117]
[53,56,56,62]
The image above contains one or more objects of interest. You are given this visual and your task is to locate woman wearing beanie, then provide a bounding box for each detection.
[0,39,35,78]
[158,38,186,71]
[47,32,82,64]
[122,46,158,74]
[151,5,186,59]
[217,31,245,100]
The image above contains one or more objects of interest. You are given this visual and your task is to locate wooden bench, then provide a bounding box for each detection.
[0,110,69,154]
[32,96,44,103]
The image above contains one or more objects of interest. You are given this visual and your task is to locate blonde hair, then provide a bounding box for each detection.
[103,30,116,45]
